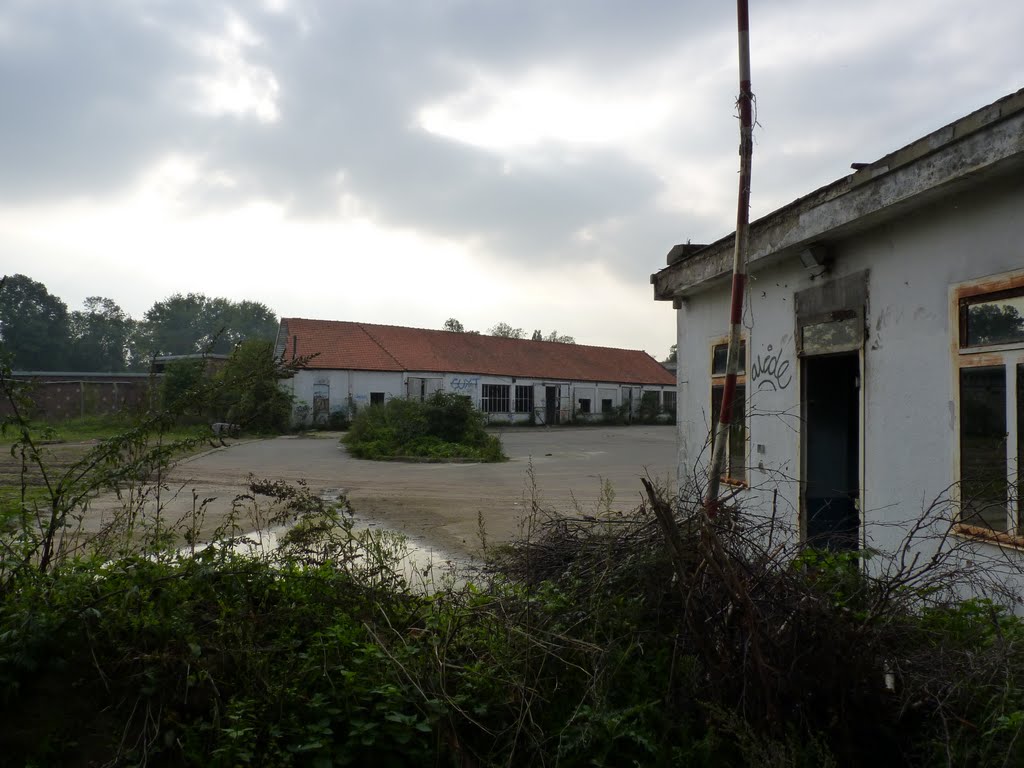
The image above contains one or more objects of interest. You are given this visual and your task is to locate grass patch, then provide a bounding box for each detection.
[0,413,203,446]
[343,392,505,462]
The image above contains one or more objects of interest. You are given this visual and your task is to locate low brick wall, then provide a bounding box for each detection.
[0,373,154,421]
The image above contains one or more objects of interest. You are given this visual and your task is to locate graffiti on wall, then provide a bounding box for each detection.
[450,376,480,392]
[750,342,793,392]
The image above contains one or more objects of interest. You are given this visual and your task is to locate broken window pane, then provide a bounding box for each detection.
[960,366,1007,531]
[962,290,1024,347]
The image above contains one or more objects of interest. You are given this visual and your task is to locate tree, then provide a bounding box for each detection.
[967,304,1024,346]
[138,293,278,361]
[0,274,69,370]
[531,329,575,343]
[664,344,678,364]
[213,339,293,432]
[544,330,575,344]
[488,322,524,339]
[443,318,465,333]
[68,297,135,371]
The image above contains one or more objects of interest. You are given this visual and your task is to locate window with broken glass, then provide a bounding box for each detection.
[710,340,747,485]
[956,280,1024,536]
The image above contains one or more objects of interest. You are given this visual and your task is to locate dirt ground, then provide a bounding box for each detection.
[84,426,677,558]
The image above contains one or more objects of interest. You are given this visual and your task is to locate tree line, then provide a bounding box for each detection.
[443,317,575,343]
[0,274,278,372]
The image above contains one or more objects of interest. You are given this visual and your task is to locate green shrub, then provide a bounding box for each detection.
[160,359,208,421]
[212,339,293,433]
[344,392,505,462]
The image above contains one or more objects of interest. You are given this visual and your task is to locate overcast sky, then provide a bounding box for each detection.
[1,1,1021,359]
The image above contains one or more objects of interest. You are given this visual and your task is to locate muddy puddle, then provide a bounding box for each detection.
[178,488,476,592]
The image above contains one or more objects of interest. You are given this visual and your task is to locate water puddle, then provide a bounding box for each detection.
[177,489,473,592]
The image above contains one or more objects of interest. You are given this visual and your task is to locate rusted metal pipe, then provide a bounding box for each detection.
[705,0,754,514]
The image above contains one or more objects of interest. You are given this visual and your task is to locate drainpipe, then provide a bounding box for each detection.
[705,0,753,514]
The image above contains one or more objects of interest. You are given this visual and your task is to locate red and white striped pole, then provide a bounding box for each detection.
[705,0,753,515]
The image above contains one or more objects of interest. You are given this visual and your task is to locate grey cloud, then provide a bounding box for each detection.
[3,0,1023,286]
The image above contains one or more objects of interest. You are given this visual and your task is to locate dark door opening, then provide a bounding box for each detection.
[545,386,559,425]
[803,353,860,550]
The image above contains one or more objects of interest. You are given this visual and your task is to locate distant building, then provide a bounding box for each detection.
[652,87,1024,558]
[275,318,676,426]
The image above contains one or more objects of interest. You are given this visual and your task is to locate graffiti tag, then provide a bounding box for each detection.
[450,376,480,392]
[750,344,792,392]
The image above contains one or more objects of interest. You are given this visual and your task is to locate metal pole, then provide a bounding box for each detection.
[705,0,753,514]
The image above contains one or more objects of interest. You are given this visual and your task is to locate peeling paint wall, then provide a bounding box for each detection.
[673,171,1024,565]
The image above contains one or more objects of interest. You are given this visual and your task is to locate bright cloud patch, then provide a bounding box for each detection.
[417,67,672,152]
[192,11,280,123]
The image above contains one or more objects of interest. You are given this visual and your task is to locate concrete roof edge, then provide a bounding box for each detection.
[652,86,1024,299]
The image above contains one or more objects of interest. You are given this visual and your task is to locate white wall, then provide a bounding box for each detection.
[287,370,404,425]
[674,174,1024,567]
[287,369,674,426]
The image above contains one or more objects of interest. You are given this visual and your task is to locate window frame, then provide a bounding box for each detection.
[370,392,385,406]
[481,383,510,413]
[710,338,748,486]
[514,385,533,414]
[662,390,677,414]
[952,270,1024,542]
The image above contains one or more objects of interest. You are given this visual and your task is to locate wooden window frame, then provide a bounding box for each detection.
[710,338,748,487]
[952,269,1024,541]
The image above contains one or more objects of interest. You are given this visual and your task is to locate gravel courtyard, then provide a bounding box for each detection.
[92,426,678,558]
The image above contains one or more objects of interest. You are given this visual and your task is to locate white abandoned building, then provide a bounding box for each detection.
[652,87,1024,558]
[275,318,675,426]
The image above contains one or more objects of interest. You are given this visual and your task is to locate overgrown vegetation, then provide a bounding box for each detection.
[4,353,1024,766]
[344,391,505,462]
[159,339,299,432]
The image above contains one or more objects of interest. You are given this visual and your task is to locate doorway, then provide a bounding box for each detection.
[803,353,861,550]
[545,386,560,425]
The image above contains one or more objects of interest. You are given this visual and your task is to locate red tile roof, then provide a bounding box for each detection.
[279,318,675,386]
